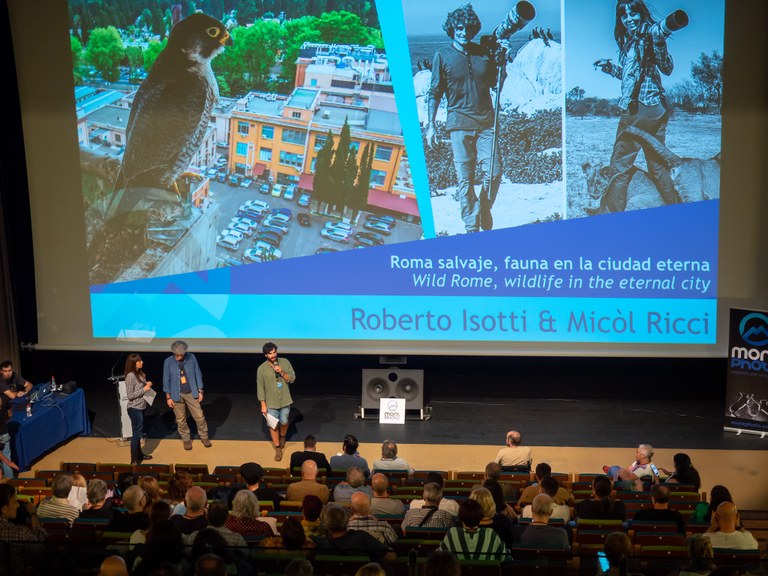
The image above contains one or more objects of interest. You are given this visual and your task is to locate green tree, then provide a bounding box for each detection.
[214,21,282,93]
[140,8,153,31]
[71,35,84,84]
[143,39,167,72]
[315,11,374,45]
[691,51,723,111]
[125,46,144,81]
[85,26,125,83]
[351,142,373,216]
[280,16,322,85]
[238,0,259,23]
[313,129,336,210]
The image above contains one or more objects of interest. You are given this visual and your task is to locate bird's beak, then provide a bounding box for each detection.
[220,31,233,47]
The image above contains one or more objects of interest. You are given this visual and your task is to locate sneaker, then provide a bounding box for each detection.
[202,439,212,448]
[140,454,153,461]
[274,446,283,461]
[183,440,193,450]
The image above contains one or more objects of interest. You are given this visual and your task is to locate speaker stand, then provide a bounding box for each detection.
[355,405,432,421]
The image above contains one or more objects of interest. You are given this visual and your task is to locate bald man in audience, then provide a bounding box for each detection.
[98,555,128,576]
[195,553,226,576]
[107,485,149,532]
[369,473,405,515]
[702,501,758,550]
[348,492,399,545]
[172,485,209,535]
[286,460,330,503]
[494,430,532,470]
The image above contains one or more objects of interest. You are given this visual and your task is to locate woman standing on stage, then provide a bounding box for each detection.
[125,353,154,465]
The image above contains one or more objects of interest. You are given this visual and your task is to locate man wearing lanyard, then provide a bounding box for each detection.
[162,340,211,450]
[256,342,295,461]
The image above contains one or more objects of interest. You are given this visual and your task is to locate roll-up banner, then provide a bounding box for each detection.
[725,308,768,436]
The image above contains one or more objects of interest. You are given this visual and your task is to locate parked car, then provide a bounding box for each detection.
[259,225,286,238]
[265,213,291,225]
[363,220,392,235]
[220,228,245,242]
[324,221,354,234]
[320,228,350,243]
[366,214,396,227]
[216,234,241,251]
[226,222,252,237]
[284,184,297,201]
[245,245,283,262]
[354,231,385,245]
[215,156,227,168]
[206,168,218,178]
[271,184,284,198]
[252,240,283,255]
[354,236,383,248]
[242,200,269,212]
[259,183,271,195]
[269,207,292,219]
[298,193,311,207]
[217,256,242,267]
[240,177,253,188]
[315,246,339,255]
[297,213,311,226]
[216,171,228,183]
[229,174,241,186]
[230,217,258,230]
[262,219,289,234]
[237,208,264,221]
[255,231,282,247]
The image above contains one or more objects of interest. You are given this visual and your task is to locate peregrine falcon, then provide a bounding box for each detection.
[111,13,232,208]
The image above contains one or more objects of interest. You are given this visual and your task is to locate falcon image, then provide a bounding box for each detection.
[112,13,232,205]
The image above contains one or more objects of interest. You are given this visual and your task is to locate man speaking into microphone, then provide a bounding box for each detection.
[257,342,295,461]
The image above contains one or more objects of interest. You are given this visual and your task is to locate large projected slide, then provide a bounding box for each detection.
[70,0,723,346]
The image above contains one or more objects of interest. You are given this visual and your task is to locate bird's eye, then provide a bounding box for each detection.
[206,27,220,38]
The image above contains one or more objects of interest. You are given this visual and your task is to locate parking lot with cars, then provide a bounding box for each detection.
[211,168,422,265]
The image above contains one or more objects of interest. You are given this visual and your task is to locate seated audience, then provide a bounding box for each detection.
[290,434,332,476]
[693,485,733,524]
[602,531,642,576]
[131,519,185,576]
[333,466,373,503]
[284,558,313,576]
[166,471,193,515]
[518,494,570,550]
[0,484,46,573]
[98,555,128,576]
[67,471,88,511]
[369,472,405,516]
[108,471,138,509]
[494,430,532,470]
[470,486,515,549]
[424,550,461,576]
[603,443,657,491]
[286,460,330,504]
[314,504,395,563]
[79,478,114,519]
[702,501,758,550]
[401,482,457,532]
[575,475,625,521]
[171,485,208,535]
[477,462,516,502]
[483,479,517,520]
[371,439,415,477]
[108,485,150,532]
[259,517,315,555]
[439,499,511,563]
[193,553,228,576]
[522,476,570,523]
[37,474,80,525]
[659,453,702,491]
[130,500,172,546]
[669,534,716,576]
[408,472,460,516]
[518,462,573,508]
[236,461,283,511]
[189,501,246,553]
[190,530,240,576]
[348,492,398,545]
[329,434,370,476]
[632,484,685,533]
[355,563,386,576]
[300,494,327,539]
[138,475,162,512]
[225,489,274,538]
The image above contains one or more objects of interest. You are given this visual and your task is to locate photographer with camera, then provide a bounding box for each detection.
[589,1,687,214]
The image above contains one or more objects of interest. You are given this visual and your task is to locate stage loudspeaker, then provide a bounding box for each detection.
[361,369,423,411]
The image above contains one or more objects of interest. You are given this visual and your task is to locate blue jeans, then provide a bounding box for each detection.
[267,406,291,425]
[127,407,144,462]
[449,128,502,232]
[0,433,12,479]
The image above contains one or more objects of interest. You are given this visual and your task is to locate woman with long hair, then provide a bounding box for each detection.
[591,0,678,214]
[661,453,702,491]
[124,353,153,465]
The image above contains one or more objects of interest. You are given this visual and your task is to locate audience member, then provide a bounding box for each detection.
[494,430,532,470]
[518,462,573,508]
[37,474,80,525]
[79,478,114,519]
[300,494,327,539]
[604,443,657,491]
[518,494,570,550]
[130,500,172,546]
[67,471,88,511]
[371,440,415,477]
[333,466,373,503]
[315,504,395,562]
[166,471,193,515]
[659,453,702,491]
[478,462,516,502]
[0,484,46,573]
[348,492,398,545]
[355,563,386,576]
[98,555,129,576]
[483,479,517,520]
[522,476,570,522]
[329,434,370,476]
[702,501,758,550]
[289,434,331,476]
[225,489,274,538]
[191,500,246,551]
[171,486,208,535]
[470,487,514,549]
[285,557,313,576]
[632,484,686,533]
[369,472,405,516]
[693,485,733,524]
[259,517,315,555]
[237,461,284,511]
[190,530,237,575]
[108,485,150,532]
[286,460,330,503]
[193,552,227,576]
[670,534,716,576]
[602,531,640,576]
[401,482,457,532]
[108,471,138,509]
[440,499,510,563]
[131,519,185,576]
[425,550,461,576]
[139,476,162,513]
[575,475,625,521]
[408,472,460,515]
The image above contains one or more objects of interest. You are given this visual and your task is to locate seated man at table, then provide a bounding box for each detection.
[37,474,80,526]
[0,361,33,399]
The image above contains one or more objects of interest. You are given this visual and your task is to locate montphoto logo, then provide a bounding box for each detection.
[387,400,399,412]
[739,313,768,347]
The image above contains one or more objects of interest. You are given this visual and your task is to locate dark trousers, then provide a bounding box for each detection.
[127,407,144,461]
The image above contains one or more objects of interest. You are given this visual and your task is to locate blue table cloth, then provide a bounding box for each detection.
[8,387,91,471]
